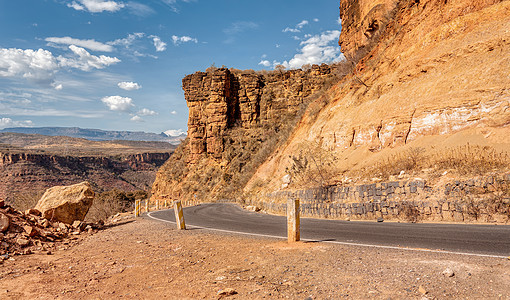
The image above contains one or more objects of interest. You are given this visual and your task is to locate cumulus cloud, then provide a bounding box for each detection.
[101,95,134,112]
[170,110,177,115]
[278,30,344,69]
[137,108,157,116]
[258,60,271,67]
[171,35,198,45]
[149,35,167,51]
[0,117,33,129]
[58,45,120,71]
[0,48,59,83]
[0,46,121,86]
[45,36,114,52]
[130,115,143,122]
[118,81,141,90]
[164,129,185,136]
[68,0,125,13]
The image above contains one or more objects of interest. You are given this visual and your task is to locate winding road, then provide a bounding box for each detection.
[148,203,510,258]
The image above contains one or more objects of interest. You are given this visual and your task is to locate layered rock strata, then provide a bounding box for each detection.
[184,66,337,162]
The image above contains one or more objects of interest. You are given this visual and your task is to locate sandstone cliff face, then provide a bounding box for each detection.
[184,66,337,162]
[245,0,510,193]
[152,65,340,201]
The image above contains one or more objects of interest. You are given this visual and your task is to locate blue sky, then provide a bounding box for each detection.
[0,0,343,136]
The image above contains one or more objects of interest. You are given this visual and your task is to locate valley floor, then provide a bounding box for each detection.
[0,216,509,299]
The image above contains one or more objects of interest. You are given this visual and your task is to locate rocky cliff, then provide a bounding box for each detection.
[152,65,342,201]
[153,0,510,213]
[245,0,510,192]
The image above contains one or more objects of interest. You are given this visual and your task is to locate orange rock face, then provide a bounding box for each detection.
[183,66,338,163]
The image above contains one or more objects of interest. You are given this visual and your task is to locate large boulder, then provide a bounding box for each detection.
[35,182,94,224]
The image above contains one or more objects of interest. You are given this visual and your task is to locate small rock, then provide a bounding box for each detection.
[377,217,384,223]
[442,268,455,277]
[0,212,9,233]
[25,208,41,216]
[418,285,427,295]
[217,288,237,297]
[23,225,38,237]
[246,206,261,212]
[72,220,82,229]
[16,238,30,247]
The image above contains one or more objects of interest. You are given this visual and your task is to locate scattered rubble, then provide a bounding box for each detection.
[0,198,104,259]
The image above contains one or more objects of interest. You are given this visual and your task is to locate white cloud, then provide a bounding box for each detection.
[101,95,134,112]
[278,30,344,69]
[164,129,185,136]
[53,83,63,90]
[130,115,144,122]
[58,45,120,71]
[118,81,141,90]
[170,110,177,115]
[0,48,59,83]
[282,28,300,33]
[0,117,33,129]
[171,35,198,45]
[283,20,309,33]
[149,35,167,51]
[313,18,319,22]
[296,20,309,29]
[258,60,271,67]
[137,108,157,116]
[68,0,125,13]
[45,37,114,52]
[126,2,155,16]
[109,32,145,48]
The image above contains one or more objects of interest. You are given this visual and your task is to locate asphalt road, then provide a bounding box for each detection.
[148,203,510,258]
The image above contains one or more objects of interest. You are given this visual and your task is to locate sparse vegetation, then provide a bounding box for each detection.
[361,145,510,181]
[286,141,337,188]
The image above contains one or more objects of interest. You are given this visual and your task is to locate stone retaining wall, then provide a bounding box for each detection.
[247,174,510,223]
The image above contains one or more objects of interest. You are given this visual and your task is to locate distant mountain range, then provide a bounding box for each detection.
[0,127,186,144]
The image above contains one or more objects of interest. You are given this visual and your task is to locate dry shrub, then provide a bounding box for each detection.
[8,190,45,211]
[85,189,148,222]
[401,201,420,223]
[432,145,509,176]
[362,145,509,181]
[364,147,426,180]
[286,141,337,188]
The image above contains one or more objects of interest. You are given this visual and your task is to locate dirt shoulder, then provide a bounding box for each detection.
[0,216,509,299]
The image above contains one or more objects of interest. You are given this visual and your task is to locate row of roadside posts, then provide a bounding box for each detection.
[134,197,301,243]
[134,199,186,230]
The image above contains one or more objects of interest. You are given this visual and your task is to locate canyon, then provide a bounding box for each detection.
[0,133,173,205]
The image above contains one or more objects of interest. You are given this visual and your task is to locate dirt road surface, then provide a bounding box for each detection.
[1,216,509,299]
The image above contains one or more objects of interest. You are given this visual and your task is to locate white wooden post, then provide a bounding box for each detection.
[173,200,186,230]
[287,197,300,242]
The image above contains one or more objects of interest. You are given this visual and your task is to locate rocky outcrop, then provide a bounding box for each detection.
[35,182,94,224]
[184,66,338,162]
[152,65,341,201]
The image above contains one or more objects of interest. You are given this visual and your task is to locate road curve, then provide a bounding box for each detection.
[148,203,510,258]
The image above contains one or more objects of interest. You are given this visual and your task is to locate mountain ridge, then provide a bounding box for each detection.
[0,126,186,144]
